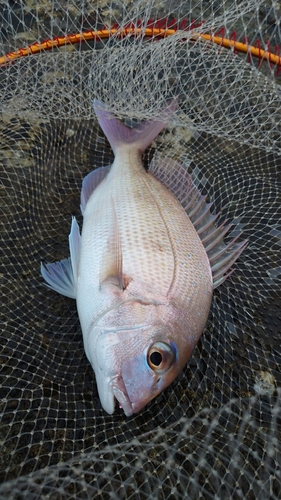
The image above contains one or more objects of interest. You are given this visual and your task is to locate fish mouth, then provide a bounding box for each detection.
[111,377,134,417]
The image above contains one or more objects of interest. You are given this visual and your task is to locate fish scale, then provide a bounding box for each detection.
[81,150,211,307]
[144,170,212,300]
[80,161,171,295]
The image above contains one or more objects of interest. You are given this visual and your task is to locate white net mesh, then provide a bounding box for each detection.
[0,0,281,498]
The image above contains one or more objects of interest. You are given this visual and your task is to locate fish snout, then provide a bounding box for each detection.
[93,330,138,416]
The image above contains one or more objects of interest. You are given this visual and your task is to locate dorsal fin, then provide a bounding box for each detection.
[149,153,248,289]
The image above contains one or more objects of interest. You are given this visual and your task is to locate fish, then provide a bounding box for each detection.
[41,99,248,417]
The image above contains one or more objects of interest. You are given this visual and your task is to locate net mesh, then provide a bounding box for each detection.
[0,0,281,498]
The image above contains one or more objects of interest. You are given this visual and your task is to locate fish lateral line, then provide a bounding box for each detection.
[148,153,248,289]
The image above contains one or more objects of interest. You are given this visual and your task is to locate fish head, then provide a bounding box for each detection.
[88,313,195,417]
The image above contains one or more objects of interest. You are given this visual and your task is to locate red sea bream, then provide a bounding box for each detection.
[41,99,247,416]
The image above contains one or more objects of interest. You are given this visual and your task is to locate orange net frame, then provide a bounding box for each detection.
[1,21,281,73]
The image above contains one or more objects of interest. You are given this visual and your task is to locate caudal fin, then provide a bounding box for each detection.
[93,98,177,155]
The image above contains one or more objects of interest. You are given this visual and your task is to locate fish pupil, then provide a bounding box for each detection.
[150,351,162,366]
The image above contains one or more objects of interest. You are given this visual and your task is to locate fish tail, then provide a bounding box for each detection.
[93,99,177,155]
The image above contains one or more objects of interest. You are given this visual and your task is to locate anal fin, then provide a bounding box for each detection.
[80,165,110,215]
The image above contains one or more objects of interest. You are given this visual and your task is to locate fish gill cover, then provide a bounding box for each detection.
[0,0,281,499]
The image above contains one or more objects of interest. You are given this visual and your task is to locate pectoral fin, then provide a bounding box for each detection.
[100,197,123,291]
[68,216,81,286]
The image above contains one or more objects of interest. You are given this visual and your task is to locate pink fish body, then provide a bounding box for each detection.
[41,100,247,416]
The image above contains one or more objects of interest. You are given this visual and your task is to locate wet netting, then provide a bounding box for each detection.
[0,0,281,498]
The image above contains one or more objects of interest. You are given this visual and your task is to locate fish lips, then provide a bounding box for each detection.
[111,376,149,417]
[94,370,134,416]
[111,377,134,417]
[110,352,166,417]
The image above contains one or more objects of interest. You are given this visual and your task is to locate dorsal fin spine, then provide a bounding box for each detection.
[148,153,248,289]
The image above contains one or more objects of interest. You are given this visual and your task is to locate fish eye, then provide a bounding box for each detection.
[147,342,175,373]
